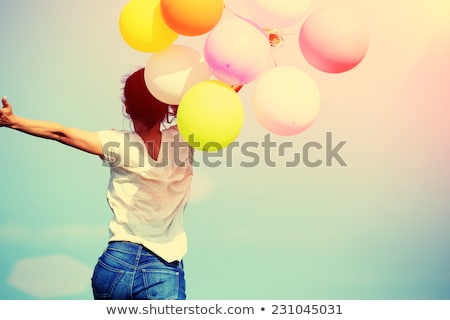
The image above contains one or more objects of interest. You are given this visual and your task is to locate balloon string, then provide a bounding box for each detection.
[224,6,281,67]
[271,53,278,67]
[223,6,267,36]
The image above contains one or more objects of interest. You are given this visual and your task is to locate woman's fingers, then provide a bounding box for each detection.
[2,96,10,108]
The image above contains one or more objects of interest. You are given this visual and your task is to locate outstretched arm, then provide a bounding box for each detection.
[0,96,103,156]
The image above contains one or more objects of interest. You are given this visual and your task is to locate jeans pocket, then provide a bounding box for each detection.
[91,259,125,299]
[142,269,184,300]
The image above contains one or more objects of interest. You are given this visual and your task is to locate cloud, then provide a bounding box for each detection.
[7,255,92,298]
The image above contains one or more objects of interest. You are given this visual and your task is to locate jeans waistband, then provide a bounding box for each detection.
[107,241,181,265]
[107,241,152,254]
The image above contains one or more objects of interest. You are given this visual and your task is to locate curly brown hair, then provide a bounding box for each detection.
[122,68,177,129]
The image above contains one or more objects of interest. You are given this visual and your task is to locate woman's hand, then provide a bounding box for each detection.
[0,96,16,127]
[0,96,103,156]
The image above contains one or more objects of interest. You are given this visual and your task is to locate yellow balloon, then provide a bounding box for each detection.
[177,80,244,151]
[119,0,178,52]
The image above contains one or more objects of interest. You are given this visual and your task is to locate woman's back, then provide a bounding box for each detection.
[100,125,193,262]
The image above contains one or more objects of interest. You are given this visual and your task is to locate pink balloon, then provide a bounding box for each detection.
[299,7,369,73]
[204,18,272,86]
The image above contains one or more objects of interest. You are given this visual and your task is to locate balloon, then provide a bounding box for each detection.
[177,80,244,151]
[144,45,212,105]
[252,66,320,136]
[204,18,271,86]
[299,7,370,73]
[232,85,243,93]
[119,0,178,52]
[246,0,311,29]
[161,0,224,36]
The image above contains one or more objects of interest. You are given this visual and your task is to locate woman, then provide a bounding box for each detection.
[0,68,193,300]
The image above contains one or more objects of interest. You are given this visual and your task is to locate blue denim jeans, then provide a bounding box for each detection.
[91,241,186,300]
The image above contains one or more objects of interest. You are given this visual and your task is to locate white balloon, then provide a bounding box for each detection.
[144,45,212,105]
[252,66,320,136]
[246,0,311,29]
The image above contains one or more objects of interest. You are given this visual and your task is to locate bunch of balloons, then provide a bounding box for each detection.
[119,0,369,151]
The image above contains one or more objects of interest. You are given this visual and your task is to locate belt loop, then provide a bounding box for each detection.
[135,244,142,265]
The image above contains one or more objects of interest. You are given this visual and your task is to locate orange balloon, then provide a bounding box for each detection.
[160,0,224,36]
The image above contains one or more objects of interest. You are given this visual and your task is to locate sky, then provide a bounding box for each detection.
[0,0,449,300]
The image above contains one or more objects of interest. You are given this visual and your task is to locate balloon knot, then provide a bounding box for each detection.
[264,28,284,47]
